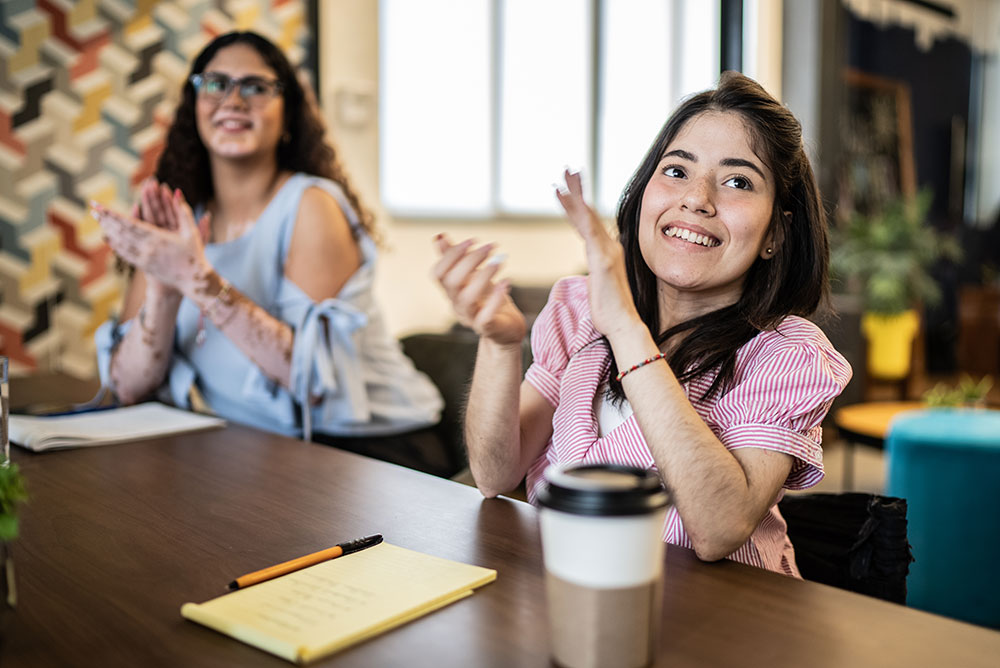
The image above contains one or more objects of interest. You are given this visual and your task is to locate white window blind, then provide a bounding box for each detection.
[380,0,730,217]
[378,0,492,215]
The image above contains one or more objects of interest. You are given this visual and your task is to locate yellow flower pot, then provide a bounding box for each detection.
[861,310,920,380]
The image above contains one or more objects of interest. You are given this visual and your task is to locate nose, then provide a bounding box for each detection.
[680,177,715,216]
[218,83,249,108]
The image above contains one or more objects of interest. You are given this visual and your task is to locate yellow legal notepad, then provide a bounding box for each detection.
[181,542,496,664]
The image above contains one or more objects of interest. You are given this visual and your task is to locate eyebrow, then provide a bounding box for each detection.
[204,71,274,80]
[662,149,767,181]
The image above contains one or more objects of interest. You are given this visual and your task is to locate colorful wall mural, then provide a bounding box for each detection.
[0,0,306,378]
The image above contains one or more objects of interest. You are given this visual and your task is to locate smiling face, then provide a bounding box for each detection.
[194,43,285,163]
[637,111,777,321]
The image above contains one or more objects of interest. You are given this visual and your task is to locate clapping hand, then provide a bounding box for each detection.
[555,169,641,340]
[93,187,214,297]
[432,235,527,346]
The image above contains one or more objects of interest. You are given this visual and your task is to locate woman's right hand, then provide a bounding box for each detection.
[135,180,183,302]
[432,235,527,346]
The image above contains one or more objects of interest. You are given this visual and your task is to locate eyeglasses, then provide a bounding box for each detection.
[189,72,283,106]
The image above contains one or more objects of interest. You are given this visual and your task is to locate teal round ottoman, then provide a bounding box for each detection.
[886,409,1000,628]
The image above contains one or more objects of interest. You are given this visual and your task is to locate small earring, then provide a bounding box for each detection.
[765,247,773,255]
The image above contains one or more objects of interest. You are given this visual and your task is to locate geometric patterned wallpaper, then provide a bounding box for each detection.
[0,0,305,378]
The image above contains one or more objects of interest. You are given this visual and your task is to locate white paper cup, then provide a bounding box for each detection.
[537,463,669,668]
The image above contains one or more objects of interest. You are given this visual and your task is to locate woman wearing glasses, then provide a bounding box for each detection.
[91,32,445,471]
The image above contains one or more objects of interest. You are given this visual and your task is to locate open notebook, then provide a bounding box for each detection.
[182,542,497,664]
[9,402,226,451]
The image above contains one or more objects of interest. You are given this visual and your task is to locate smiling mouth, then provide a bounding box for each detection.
[216,119,252,131]
[662,226,720,247]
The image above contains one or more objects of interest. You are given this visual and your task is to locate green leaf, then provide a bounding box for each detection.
[0,465,27,537]
[0,513,17,541]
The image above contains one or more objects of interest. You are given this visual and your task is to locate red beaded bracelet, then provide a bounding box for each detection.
[615,352,667,382]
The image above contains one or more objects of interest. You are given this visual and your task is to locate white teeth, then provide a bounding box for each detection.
[663,226,718,247]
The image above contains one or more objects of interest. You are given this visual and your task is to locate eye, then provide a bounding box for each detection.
[240,79,271,97]
[724,175,753,191]
[662,165,686,179]
[202,74,229,95]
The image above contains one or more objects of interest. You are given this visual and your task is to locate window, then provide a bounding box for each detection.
[380,1,754,217]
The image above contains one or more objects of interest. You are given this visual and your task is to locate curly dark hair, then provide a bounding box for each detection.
[154,31,373,236]
[608,71,830,403]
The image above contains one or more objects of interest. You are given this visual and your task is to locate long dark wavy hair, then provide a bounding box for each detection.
[154,31,373,235]
[608,71,830,403]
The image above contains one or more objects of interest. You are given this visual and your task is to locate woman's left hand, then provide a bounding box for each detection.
[93,190,214,295]
[556,170,643,340]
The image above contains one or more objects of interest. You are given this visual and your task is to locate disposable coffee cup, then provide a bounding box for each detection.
[537,463,670,668]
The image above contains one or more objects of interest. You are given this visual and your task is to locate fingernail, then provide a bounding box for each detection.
[485,252,507,267]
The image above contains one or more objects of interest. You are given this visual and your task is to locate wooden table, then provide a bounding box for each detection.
[5,424,1000,667]
[833,401,928,447]
[832,401,926,489]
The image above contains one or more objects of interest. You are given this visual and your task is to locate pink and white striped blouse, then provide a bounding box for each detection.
[523,276,852,576]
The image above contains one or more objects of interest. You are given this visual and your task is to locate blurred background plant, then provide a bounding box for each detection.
[1,463,27,608]
[832,189,962,315]
[0,464,26,542]
[923,375,994,408]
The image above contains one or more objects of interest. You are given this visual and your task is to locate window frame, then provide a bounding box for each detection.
[378,0,756,220]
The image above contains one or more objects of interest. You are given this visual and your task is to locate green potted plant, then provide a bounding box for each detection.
[1,462,27,609]
[832,189,961,380]
[923,375,993,409]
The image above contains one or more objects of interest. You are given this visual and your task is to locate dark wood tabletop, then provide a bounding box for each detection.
[4,423,1000,667]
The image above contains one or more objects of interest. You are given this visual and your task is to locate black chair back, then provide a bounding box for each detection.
[779,492,913,604]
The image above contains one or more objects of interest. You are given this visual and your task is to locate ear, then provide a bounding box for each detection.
[760,211,790,260]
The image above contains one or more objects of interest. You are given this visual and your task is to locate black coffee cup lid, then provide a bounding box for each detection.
[537,463,669,516]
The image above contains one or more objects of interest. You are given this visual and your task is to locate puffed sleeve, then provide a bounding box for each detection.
[709,327,852,490]
[523,276,600,408]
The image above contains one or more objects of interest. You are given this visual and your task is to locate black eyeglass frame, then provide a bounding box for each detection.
[188,72,285,104]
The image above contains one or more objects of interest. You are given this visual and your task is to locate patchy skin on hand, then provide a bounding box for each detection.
[98,203,297,391]
[97,205,211,292]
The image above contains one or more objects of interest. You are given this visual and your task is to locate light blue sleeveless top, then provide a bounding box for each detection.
[96,173,442,439]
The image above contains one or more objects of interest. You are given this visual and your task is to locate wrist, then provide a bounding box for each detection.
[478,335,524,359]
[193,271,238,330]
[604,316,652,351]
[184,268,224,310]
